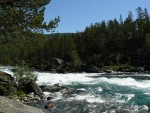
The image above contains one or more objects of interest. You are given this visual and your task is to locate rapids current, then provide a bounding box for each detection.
[1,66,150,113]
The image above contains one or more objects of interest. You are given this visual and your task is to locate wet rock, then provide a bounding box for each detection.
[27,92,34,99]
[47,96,53,101]
[20,93,41,103]
[45,102,56,110]
[80,64,100,73]
[61,87,75,94]
[36,99,48,108]
[24,80,44,98]
[40,84,64,93]
[34,95,41,101]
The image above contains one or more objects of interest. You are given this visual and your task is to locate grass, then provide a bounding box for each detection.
[105,65,132,70]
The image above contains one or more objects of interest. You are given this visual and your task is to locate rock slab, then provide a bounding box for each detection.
[0,96,47,113]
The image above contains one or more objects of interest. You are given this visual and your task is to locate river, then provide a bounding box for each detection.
[1,66,150,113]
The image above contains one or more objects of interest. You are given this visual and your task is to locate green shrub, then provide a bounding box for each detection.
[13,61,38,91]
[0,85,5,95]
[0,82,16,96]
[17,90,25,97]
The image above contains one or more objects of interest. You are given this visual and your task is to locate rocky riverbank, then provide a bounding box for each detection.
[0,70,77,113]
[0,96,48,113]
[0,83,76,113]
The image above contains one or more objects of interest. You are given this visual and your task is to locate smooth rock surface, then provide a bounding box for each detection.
[0,96,48,113]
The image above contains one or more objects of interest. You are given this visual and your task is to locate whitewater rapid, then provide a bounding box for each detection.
[1,66,150,112]
[1,66,150,89]
[36,72,150,90]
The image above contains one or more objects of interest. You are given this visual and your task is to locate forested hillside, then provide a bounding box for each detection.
[1,7,150,71]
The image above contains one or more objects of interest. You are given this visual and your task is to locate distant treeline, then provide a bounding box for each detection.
[1,7,150,69]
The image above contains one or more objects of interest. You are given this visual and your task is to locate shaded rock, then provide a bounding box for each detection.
[47,96,53,101]
[24,81,44,98]
[51,58,64,66]
[81,64,100,73]
[50,69,57,73]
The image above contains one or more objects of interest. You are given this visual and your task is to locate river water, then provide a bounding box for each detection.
[1,66,150,113]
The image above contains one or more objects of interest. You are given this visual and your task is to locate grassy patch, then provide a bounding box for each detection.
[105,65,133,70]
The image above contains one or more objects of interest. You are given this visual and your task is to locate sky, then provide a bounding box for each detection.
[44,0,150,33]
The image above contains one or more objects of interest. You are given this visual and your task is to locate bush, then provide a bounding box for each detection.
[0,82,16,96]
[0,85,5,95]
[16,90,25,97]
[13,61,38,91]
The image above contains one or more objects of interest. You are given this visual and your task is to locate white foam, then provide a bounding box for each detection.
[0,66,13,75]
[140,105,149,111]
[131,104,149,112]
[36,72,96,85]
[97,87,103,92]
[43,92,51,96]
[127,94,135,101]
[50,92,63,101]
[1,66,150,90]
[77,88,86,91]
[98,77,150,89]
[69,94,105,103]
[115,93,135,103]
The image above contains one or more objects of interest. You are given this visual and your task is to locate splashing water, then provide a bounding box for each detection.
[1,66,150,113]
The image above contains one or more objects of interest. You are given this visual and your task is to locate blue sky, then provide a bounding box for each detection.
[44,0,150,33]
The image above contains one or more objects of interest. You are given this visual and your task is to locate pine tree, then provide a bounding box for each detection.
[0,0,60,44]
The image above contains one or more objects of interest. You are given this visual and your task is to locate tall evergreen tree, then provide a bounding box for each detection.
[0,0,60,44]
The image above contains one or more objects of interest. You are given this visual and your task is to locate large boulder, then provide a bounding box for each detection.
[0,96,46,113]
[0,71,16,96]
[0,71,13,83]
[80,64,100,73]
[23,80,44,98]
[40,83,64,93]
[51,58,64,66]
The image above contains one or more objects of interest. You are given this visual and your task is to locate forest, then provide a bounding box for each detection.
[1,2,150,72]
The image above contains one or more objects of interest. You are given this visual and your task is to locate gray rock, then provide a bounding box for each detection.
[0,71,13,83]
[47,96,53,100]
[0,96,47,113]
[27,92,35,99]
[40,84,64,93]
[24,81,44,98]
